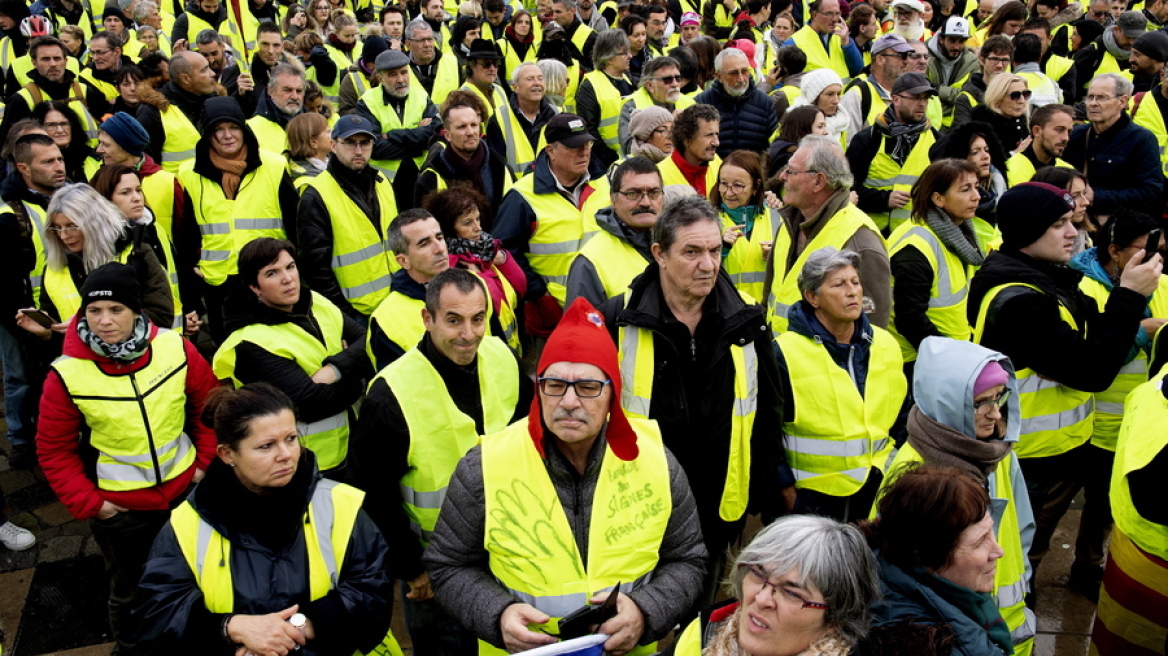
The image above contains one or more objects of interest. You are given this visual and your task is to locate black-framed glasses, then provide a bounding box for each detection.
[973,389,1012,415]
[1007,89,1033,101]
[616,188,664,200]
[538,377,611,398]
[743,565,831,610]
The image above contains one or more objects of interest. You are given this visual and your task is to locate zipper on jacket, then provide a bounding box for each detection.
[846,344,858,389]
[129,372,164,484]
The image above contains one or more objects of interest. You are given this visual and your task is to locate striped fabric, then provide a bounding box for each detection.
[1090,528,1168,656]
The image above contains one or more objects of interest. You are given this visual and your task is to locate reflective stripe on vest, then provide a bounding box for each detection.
[170,479,406,656]
[378,337,518,544]
[159,104,201,173]
[17,202,48,301]
[887,222,977,361]
[459,81,509,120]
[863,130,936,233]
[211,292,352,470]
[779,325,905,496]
[973,283,1094,458]
[768,204,882,335]
[721,207,775,303]
[791,25,849,79]
[307,170,398,315]
[479,418,668,656]
[617,310,755,521]
[51,329,195,491]
[1110,373,1168,561]
[582,70,628,152]
[495,100,548,176]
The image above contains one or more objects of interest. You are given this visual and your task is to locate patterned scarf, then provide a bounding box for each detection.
[78,313,151,362]
[446,232,500,263]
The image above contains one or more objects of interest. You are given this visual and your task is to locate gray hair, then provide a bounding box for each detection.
[592,28,630,71]
[640,56,680,88]
[714,46,747,73]
[797,247,860,295]
[44,184,128,273]
[403,20,433,41]
[511,61,541,85]
[798,134,853,191]
[652,195,720,253]
[728,515,880,646]
[268,62,305,91]
[129,0,158,22]
[195,28,224,48]
[553,0,577,9]
[537,59,569,97]
[1093,72,1133,98]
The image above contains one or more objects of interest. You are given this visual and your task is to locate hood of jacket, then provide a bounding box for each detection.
[192,96,263,179]
[786,299,875,392]
[913,336,1020,443]
[593,206,654,257]
[1069,247,1114,288]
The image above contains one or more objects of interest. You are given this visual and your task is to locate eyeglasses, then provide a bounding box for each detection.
[719,181,750,194]
[743,566,831,610]
[47,225,81,233]
[783,168,820,177]
[652,126,672,137]
[538,377,611,398]
[1092,10,1108,16]
[1007,89,1033,101]
[973,389,1012,415]
[408,36,435,43]
[984,55,1012,64]
[1085,94,1119,103]
[652,74,683,84]
[338,138,374,149]
[616,188,664,200]
[43,121,70,132]
[90,48,114,56]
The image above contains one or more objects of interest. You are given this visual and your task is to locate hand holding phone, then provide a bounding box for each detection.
[556,583,621,640]
[1143,228,1162,264]
[21,308,57,329]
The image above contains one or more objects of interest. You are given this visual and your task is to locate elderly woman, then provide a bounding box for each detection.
[576,29,634,168]
[862,465,1012,656]
[776,247,908,522]
[536,58,569,109]
[286,112,332,187]
[212,238,371,476]
[887,160,990,366]
[17,184,173,341]
[970,74,1030,154]
[627,105,674,163]
[792,68,850,147]
[880,337,1036,656]
[36,262,218,654]
[712,150,774,302]
[136,382,398,655]
[671,514,880,655]
[767,105,827,179]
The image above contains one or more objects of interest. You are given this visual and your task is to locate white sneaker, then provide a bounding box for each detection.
[0,521,36,551]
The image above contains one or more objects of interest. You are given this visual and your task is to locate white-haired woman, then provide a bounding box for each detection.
[16,184,174,341]
[671,514,880,655]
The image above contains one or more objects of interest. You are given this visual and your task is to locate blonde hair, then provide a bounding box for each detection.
[984,73,1029,119]
[459,0,483,16]
[43,184,128,273]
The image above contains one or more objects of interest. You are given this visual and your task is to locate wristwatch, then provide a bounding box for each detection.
[289,613,307,632]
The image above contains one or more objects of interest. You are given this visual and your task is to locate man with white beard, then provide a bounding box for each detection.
[694,47,777,156]
[889,0,929,41]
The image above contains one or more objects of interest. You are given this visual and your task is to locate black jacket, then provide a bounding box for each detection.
[600,266,788,553]
[135,452,394,656]
[0,183,46,329]
[968,249,1146,393]
[415,141,512,224]
[969,104,1028,154]
[1062,112,1163,216]
[694,80,778,158]
[0,70,110,139]
[349,334,531,582]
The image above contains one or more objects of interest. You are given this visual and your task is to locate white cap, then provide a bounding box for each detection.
[940,15,971,37]
[891,0,926,12]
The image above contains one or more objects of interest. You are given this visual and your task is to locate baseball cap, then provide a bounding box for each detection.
[871,33,915,55]
[1118,10,1147,39]
[332,114,378,140]
[892,71,938,95]
[544,113,595,148]
[939,15,971,38]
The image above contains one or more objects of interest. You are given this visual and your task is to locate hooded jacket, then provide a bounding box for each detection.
[967,248,1147,394]
[926,37,979,108]
[37,317,219,520]
[1069,247,1153,357]
[564,205,653,308]
[135,451,394,656]
[694,79,778,158]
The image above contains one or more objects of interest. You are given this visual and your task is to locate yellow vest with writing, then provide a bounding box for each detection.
[211,292,352,471]
[791,25,849,79]
[479,417,669,656]
[359,83,431,181]
[972,283,1094,458]
[378,336,518,545]
[780,325,905,496]
[178,150,288,287]
[720,207,774,303]
[887,221,979,361]
[51,329,195,492]
[1110,369,1168,561]
[305,170,399,316]
[170,478,404,656]
[767,204,881,335]
[863,129,936,233]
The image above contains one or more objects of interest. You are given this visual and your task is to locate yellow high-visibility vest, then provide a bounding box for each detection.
[574,223,650,301]
[141,170,178,238]
[493,99,551,176]
[158,103,201,174]
[367,290,425,366]
[1005,152,1073,187]
[720,207,775,303]
[863,129,936,233]
[1110,369,1168,561]
[406,52,461,105]
[245,115,289,159]
[581,70,630,155]
[1131,89,1168,177]
[791,25,849,79]
[359,83,431,181]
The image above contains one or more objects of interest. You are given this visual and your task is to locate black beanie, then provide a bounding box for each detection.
[80,262,142,315]
[998,182,1076,251]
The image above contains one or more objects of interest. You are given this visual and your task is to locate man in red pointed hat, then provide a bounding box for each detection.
[425,296,708,656]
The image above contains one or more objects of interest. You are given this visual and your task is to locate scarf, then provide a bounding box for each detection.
[209,143,249,200]
[671,149,711,196]
[506,24,534,45]
[916,568,1015,656]
[706,607,853,656]
[630,138,668,162]
[876,108,930,164]
[78,313,151,362]
[447,232,500,262]
[925,207,985,266]
[328,33,356,55]
[1103,27,1132,60]
[907,405,1012,485]
[441,141,490,196]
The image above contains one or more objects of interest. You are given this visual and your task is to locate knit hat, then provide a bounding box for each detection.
[100,112,149,157]
[799,68,844,104]
[1133,30,1168,63]
[201,96,248,131]
[628,105,673,142]
[102,6,129,26]
[362,35,390,67]
[680,11,700,25]
[529,298,638,461]
[80,262,142,315]
[973,360,1009,397]
[997,182,1075,251]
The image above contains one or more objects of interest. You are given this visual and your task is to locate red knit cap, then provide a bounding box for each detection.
[528,297,639,461]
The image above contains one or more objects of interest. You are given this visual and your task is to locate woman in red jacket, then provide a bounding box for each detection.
[36,262,218,654]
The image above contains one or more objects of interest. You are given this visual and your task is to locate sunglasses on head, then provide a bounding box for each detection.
[1008,89,1033,101]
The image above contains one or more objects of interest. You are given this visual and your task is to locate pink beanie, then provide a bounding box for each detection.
[973,361,1009,397]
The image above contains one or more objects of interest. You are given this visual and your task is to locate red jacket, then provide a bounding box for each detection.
[37,319,219,521]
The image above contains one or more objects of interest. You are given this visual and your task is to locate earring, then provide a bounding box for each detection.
[228,462,236,467]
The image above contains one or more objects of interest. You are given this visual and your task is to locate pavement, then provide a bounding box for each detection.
[0,430,1099,656]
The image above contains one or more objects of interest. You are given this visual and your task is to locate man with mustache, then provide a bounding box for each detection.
[245,64,306,163]
[299,114,401,329]
[351,267,532,656]
[426,295,707,655]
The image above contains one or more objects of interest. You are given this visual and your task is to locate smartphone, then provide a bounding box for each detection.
[1144,229,1162,264]
[22,308,57,329]
[556,583,621,640]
